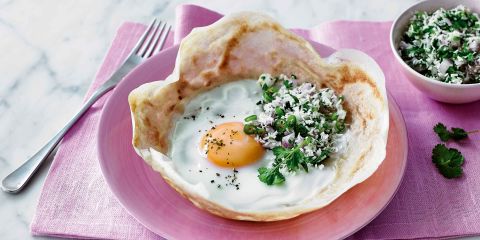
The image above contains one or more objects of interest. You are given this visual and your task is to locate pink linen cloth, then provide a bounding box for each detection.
[31,4,480,240]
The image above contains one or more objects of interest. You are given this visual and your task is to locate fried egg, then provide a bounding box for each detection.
[200,122,264,168]
[167,80,337,211]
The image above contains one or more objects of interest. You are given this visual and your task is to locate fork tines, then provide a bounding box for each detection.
[134,19,171,58]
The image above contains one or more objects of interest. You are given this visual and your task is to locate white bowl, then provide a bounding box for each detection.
[390,0,480,104]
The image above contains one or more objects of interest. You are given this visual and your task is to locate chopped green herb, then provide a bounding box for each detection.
[295,124,309,137]
[399,5,480,84]
[245,74,347,185]
[288,93,299,103]
[263,92,274,103]
[335,120,346,133]
[286,115,297,128]
[274,107,285,117]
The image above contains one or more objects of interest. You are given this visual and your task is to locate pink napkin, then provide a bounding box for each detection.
[31,4,480,240]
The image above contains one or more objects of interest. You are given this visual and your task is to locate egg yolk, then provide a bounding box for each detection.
[200,122,264,167]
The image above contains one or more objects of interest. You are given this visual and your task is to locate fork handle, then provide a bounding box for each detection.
[1,84,114,193]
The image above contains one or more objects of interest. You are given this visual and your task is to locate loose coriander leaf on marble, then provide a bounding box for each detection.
[432,144,464,179]
[433,122,451,141]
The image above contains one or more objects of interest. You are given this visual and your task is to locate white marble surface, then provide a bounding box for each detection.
[1,0,477,239]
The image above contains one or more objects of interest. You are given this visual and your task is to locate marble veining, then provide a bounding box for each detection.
[3,0,476,240]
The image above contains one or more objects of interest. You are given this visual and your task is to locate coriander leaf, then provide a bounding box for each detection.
[272,172,285,185]
[438,165,463,179]
[285,149,301,171]
[447,147,464,166]
[451,127,468,140]
[263,92,274,103]
[432,144,464,167]
[258,167,273,185]
[433,122,451,141]
[258,166,285,185]
[267,86,279,94]
[432,144,464,179]
[433,122,469,142]
[272,146,287,156]
[432,144,450,165]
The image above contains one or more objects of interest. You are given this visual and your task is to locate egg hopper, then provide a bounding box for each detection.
[98,40,408,239]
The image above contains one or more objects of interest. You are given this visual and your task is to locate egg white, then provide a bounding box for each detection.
[146,80,338,213]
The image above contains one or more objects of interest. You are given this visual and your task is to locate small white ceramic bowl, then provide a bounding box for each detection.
[390,0,480,104]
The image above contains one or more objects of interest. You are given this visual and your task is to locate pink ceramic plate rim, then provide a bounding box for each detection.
[346,93,408,238]
[97,41,408,240]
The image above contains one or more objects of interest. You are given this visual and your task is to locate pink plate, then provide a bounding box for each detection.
[97,41,408,240]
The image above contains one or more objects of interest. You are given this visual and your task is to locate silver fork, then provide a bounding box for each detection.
[1,19,171,193]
